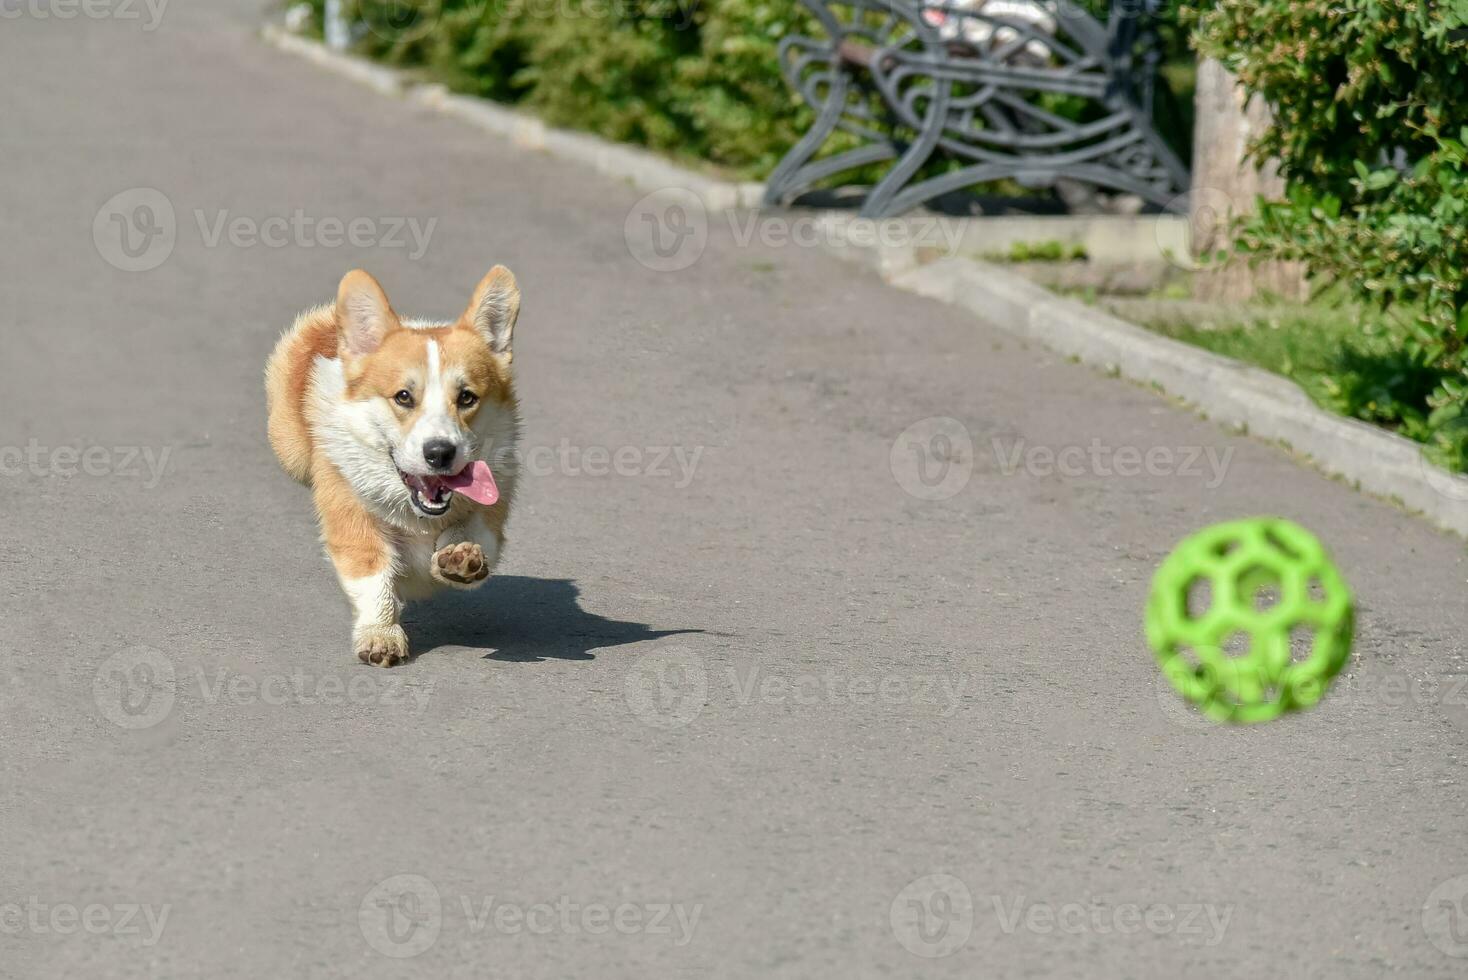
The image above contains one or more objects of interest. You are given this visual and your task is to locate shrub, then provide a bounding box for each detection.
[1191,1,1468,465]
[301,0,816,177]
[300,0,1190,181]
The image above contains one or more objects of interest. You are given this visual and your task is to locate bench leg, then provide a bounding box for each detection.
[858,81,951,218]
[764,71,853,208]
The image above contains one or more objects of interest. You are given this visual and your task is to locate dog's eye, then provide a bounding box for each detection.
[393,390,414,408]
[457,390,479,409]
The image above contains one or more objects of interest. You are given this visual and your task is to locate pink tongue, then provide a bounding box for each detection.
[443,460,499,506]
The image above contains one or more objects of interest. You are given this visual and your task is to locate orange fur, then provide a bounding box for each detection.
[311,454,391,580]
[265,305,339,485]
[264,267,523,666]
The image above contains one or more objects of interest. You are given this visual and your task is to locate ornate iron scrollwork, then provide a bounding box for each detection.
[764,0,1190,216]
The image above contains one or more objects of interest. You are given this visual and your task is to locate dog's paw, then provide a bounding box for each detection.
[355,625,410,668]
[432,542,490,588]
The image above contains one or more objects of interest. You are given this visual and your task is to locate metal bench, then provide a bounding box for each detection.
[763,0,1190,217]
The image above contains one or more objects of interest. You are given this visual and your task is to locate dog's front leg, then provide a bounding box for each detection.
[314,465,409,667]
[431,512,504,590]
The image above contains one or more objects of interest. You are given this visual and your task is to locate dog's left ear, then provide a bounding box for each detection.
[461,265,520,361]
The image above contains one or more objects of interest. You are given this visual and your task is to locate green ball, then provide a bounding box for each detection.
[1146,518,1355,724]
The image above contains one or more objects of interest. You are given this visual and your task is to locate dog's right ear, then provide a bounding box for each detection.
[336,269,399,359]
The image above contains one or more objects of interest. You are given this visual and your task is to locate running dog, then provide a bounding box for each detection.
[266,267,520,666]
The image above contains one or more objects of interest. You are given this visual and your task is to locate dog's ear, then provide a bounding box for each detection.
[336,269,399,359]
[461,265,520,360]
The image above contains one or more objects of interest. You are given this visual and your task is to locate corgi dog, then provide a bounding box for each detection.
[265,267,520,666]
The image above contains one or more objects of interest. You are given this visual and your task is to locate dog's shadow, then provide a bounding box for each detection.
[404,575,701,663]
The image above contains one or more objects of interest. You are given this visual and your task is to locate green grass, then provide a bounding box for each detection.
[1134,294,1449,448]
[984,240,1090,264]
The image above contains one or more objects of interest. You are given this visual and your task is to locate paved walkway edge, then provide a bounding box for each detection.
[261,24,1468,538]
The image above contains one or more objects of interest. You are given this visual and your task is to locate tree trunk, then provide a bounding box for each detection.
[1189,58,1307,302]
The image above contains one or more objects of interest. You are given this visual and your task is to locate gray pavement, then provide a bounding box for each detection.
[4,3,1468,977]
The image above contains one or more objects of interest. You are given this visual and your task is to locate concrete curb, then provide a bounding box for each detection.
[260,25,762,213]
[810,213,1468,537]
[262,25,404,97]
[261,25,1468,537]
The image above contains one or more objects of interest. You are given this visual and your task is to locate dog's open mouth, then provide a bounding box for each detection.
[398,460,501,517]
[401,472,456,516]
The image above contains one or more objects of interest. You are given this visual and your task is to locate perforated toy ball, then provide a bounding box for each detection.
[1146,518,1354,724]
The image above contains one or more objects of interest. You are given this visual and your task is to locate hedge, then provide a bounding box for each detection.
[1192,1,1468,467]
[304,1,820,177]
[302,1,1192,181]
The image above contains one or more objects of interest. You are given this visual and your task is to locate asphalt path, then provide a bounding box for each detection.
[4,3,1468,977]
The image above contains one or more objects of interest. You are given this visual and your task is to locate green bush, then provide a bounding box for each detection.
[1191,1,1468,466]
[304,0,816,177]
[300,0,1191,181]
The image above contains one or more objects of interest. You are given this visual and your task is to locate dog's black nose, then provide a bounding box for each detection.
[423,439,457,471]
